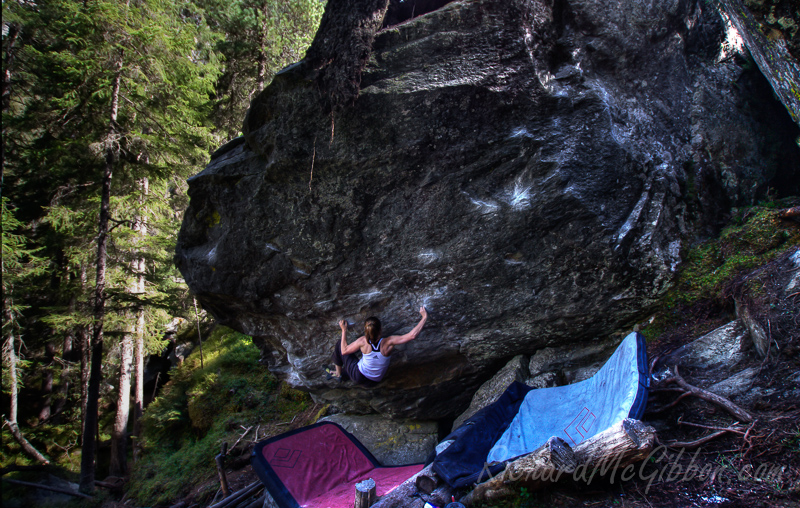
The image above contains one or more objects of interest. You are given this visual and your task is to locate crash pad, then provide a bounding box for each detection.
[251,421,424,508]
[433,331,649,488]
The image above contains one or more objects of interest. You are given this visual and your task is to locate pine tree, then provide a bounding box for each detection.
[201,0,324,140]
[3,0,222,490]
[1,198,49,465]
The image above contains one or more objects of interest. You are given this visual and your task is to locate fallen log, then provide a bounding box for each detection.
[3,419,50,465]
[2,477,92,500]
[415,471,439,495]
[0,464,52,476]
[461,436,576,506]
[462,419,655,506]
[572,418,657,473]
[371,463,453,508]
[240,493,266,508]
[208,481,262,508]
[778,206,800,220]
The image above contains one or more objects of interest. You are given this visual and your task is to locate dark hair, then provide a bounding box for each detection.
[365,317,381,347]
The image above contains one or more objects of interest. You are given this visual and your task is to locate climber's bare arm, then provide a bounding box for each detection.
[384,307,428,352]
[340,319,365,355]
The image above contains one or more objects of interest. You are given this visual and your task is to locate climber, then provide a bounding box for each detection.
[328,306,428,385]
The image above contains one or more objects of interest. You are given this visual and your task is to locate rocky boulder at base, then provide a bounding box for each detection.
[176,0,800,418]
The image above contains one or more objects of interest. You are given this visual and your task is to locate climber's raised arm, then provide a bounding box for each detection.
[385,307,428,349]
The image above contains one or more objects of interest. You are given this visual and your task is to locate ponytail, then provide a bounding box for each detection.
[365,317,381,347]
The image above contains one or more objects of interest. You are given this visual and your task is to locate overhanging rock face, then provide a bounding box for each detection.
[176,0,800,418]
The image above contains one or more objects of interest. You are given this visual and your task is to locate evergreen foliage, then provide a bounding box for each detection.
[130,326,309,505]
[201,0,324,140]
[1,197,45,395]
[1,0,323,498]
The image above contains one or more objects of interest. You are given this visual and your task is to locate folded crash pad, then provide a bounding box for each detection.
[433,331,649,488]
[251,421,424,508]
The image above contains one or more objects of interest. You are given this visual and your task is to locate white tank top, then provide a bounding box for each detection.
[357,338,391,381]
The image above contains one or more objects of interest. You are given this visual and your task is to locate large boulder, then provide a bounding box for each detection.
[319,414,439,465]
[175,0,800,418]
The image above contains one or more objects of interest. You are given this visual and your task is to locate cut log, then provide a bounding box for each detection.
[462,436,576,506]
[2,478,92,499]
[371,464,453,508]
[354,478,376,508]
[415,472,439,495]
[572,418,657,471]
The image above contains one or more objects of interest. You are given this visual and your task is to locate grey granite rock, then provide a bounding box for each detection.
[176,0,800,418]
[319,414,438,465]
[662,321,749,371]
[452,354,529,430]
[528,336,623,385]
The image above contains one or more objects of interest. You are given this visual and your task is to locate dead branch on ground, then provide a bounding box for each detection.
[230,425,253,452]
[651,366,753,423]
[2,477,92,499]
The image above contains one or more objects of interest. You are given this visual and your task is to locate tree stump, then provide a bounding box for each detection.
[354,478,376,508]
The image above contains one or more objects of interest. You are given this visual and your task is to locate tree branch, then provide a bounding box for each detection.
[659,366,753,423]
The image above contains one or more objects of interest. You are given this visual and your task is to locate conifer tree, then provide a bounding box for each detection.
[3,0,221,490]
[1,198,49,465]
[201,0,324,140]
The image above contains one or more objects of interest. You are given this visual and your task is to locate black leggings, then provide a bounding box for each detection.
[331,342,376,387]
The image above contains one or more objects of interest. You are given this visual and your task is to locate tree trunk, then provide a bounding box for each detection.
[109,333,132,476]
[110,175,147,475]
[79,53,122,494]
[303,0,391,112]
[38,342,56,422]
[131,177,147,463]
[2,22,20,112]
[131,298,145,463]
[79,263,91,444]
[3,303,50,465]
[254,2,269,96]
[52,297,76,420]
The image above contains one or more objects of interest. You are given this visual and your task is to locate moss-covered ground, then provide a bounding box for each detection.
[642,203,800,344]
[126,326,319,506]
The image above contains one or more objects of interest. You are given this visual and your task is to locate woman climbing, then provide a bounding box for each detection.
[329,306,428,385]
